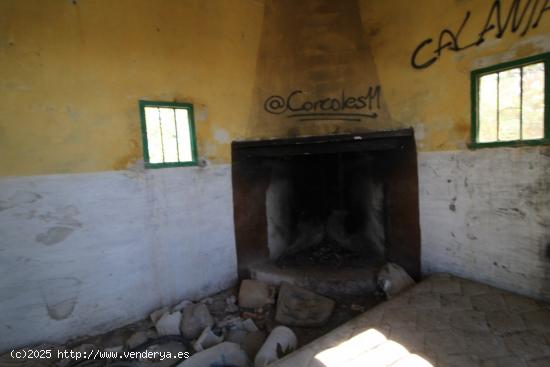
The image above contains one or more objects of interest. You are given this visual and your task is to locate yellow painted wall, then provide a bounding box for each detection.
[0,0,264,176]
[360,0,550,151]
[1,0,549,176]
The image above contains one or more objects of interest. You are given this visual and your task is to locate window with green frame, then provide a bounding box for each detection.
[471,52,550,148]
[139,100,198,168]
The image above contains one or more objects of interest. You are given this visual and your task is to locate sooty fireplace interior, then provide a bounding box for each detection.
[231,129,420,295]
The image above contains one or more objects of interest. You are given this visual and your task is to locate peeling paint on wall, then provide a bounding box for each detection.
[36,226,75,246]
[0,166,237,350]
[0,191,42,211]
[419,146,550,301]
[41,277,81,320]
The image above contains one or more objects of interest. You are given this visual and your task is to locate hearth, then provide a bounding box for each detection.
[231,129,420,295]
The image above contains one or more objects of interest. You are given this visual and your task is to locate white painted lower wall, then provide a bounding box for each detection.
[419,146,550,302]
[1,146,549,352]
[0,164,237,352]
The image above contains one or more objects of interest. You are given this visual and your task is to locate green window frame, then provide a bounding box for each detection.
[470,52,550,149]
[139,100,198,168]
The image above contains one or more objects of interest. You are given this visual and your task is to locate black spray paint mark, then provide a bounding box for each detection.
[411,0,550,69]
[449,196,457,212]
[264,88,381,122]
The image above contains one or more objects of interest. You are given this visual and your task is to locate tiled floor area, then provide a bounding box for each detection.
[272,274,550,367]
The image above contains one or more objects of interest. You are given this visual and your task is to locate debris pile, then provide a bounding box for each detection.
[2,266,402,367]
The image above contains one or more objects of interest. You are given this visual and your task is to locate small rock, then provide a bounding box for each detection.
[150,307,169,323]
[226,329,249,344]
[242,311,261,320]
[225,303,239,313]
[126,330,156,350]
[241,331,266,360]
[178,342,249,367]
[238,280,275,309]
[225,295,240,313]
[275,283,335,327]
[226,295,237,305]
[254,326,297,367]
[242,319,259,332]
[199,297,213,305]
[350,303,365,312]
[217,315,243,329]
[155,311,182,336]
[172,300,193,312]
[377,262,415,299]
[181,303,215,339]
[192,326,224,351]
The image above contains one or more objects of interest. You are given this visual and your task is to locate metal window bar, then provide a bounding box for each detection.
[520,66,523,140]
[471,51,550,148]
[497,73,500,141]
[496,72,500,142]
[157,107,166,163]
[173,108,180,162]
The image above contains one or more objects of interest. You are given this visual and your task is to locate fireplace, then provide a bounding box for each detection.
[231,129,420,295]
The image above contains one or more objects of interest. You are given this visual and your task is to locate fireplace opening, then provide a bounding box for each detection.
[267,153,385,270]
[232,129,420,295]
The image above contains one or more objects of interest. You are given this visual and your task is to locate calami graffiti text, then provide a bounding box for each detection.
[411,0,550,69]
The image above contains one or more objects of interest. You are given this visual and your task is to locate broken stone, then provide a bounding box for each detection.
[226,329,249,345]
[225,304,239,313]
[178,342,249,367]
[192,326,224,352]
[180,303,214,339]
[254,326,297,367]
[217,315,243,329]
[241,331,267,361]
[242,311,263,320]
[150,307,170,323]
[126,330,156,350]
[199,297,213,305]
[238,279,275,309]
[377,262,415,299]
[242,318,259,332]
[222,317,258,334]
[275,283,335,327]
[172,300,193,312]
[225,295,240,313]
[226,295,237,305]
[155,311,182,336]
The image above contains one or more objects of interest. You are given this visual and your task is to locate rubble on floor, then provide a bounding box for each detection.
[275,283,335,326]
[377,262,415,299]
[2,275,385,367]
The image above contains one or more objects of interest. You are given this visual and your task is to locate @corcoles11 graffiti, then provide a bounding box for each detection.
[263,87,381,122]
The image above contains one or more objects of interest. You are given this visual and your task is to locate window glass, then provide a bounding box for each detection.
[139,101,197,167]
[473,55,547,147]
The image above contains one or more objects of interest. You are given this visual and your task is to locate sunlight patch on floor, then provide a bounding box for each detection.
[314,328,433,367]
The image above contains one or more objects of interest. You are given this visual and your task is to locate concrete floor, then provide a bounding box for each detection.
[271,273,550,367]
